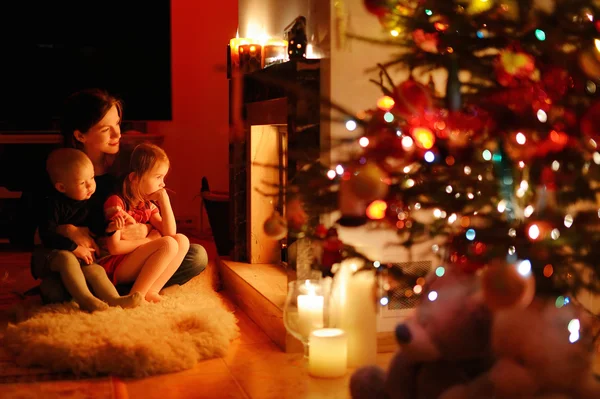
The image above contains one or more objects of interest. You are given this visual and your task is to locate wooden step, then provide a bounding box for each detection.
[219,259,396,353]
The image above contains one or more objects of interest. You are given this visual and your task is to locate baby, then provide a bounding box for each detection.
[32,148,141,312]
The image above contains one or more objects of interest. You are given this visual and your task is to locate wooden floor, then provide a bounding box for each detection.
[0,247,394,399]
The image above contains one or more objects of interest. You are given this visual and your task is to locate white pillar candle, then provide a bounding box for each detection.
[340,269,377,367]
[297,293,324,337]
[308,328,347,378]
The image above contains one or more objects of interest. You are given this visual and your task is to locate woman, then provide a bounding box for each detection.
[38,89,207,302]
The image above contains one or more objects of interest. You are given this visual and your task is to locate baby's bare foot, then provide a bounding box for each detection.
[145,292,163,303]
[78,297,109,312]
[107,292,143,309]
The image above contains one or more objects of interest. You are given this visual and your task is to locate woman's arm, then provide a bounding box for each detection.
[56,224,99,253]
[148,189,177,236]
[105,229,152,255]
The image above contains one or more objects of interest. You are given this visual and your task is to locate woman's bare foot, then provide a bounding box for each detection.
[159,284,180,296]
[145,292,163,303]
[106,292,143,309]
[78,296,109,312]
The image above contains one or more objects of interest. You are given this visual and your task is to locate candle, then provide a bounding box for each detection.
[308,328,347,378]
[330,260,377,368]
[229,38,251,70]
[343,269,377,367]
[263,39,288,68]
[297,292,324,337]
[238,43,262,74]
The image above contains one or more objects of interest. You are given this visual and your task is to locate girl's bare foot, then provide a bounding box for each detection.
[78,296,109,312]
[107,292,143,309]
[145,292,163,303]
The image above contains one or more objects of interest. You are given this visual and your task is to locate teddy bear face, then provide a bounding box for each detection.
[395,269,493,362]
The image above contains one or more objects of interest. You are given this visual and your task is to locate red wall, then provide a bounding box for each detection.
[148,0,237,227]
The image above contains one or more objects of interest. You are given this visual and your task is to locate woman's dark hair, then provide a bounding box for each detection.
[60,88,123,149]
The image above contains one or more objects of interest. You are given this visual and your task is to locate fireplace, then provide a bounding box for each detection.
[229,59,320,266]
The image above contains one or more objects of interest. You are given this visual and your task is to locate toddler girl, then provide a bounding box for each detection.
[98,143,189,302]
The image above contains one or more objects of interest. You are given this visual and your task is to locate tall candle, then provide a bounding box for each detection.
[345,270,377,367]
[333,261,377,368]
[309,328,347,378]
[297,293,324,337]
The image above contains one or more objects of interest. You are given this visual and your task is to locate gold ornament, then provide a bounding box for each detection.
[349,163,389,202]
[263,211,288,240]
[481,259,536,311]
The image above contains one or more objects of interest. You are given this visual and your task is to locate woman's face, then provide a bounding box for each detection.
[75,105,121,155]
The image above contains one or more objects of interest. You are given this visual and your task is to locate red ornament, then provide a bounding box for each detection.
[363,0,389,17]
[581,100,600,141]
[540,167,557,192]
[286,198,308,230]
[412,29,439,53]
[495,50,536,87]
[448,234,488,273]
[392,79,433,120]
[321,228,344,275]
[314,224,328,239]
[541,66,571,101]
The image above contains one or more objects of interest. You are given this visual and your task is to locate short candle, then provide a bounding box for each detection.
[308,328,347,378]
[297,292,324,337]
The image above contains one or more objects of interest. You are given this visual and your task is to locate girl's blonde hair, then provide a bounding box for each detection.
[122,143,169,210]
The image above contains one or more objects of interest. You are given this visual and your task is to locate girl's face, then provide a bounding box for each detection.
[74,105,121,155]
[138,161,169,197]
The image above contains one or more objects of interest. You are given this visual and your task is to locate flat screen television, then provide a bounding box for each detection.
[0,1,171,131]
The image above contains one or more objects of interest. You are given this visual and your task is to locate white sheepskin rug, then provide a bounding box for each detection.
[2,276,238,377]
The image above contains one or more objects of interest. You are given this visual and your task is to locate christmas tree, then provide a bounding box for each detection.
[262,0,600,312]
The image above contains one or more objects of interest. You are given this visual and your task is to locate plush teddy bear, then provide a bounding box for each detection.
[441,298,600,399]
[350,267,496,399]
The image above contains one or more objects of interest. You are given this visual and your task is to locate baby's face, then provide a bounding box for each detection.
[57,161,96,201]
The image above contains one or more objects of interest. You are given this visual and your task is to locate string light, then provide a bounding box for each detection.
[401,136,414,149]
[536,109,548,123]
[377,95,395,111]
[568,319,580,343]
[535,29,546,41]
[384,112,394,123]
[435,266,445,277]
[335,165,344,175]
[517,260,532,276]
[345,120,357,131]
[524,205,534,217]
[327,169,337,180]
[424,151,435,162]
[564,214,574,228]
[428,291,438,301]
[528,224,540,239]
[359,137,370,147]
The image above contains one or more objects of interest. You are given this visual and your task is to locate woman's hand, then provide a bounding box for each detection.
[147,228,162,241]
[120,223,151,241]
[73,245,95,265]
[57,225,99,253]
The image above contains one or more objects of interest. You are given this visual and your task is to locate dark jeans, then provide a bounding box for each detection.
[37,243,208,303]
